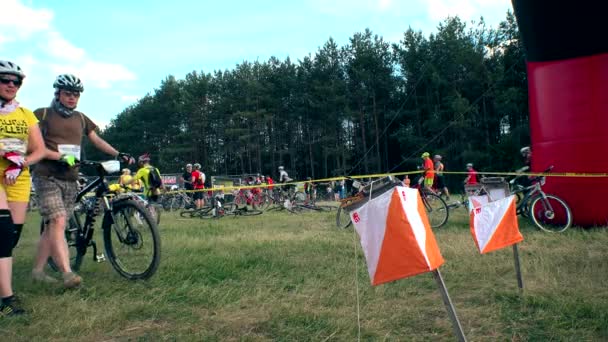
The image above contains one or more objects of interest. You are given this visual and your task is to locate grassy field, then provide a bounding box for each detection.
[1,206,607,341]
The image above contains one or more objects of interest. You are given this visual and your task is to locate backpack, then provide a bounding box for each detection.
[147,166,163,190]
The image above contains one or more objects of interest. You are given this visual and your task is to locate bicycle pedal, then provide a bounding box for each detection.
[95,254,106,262]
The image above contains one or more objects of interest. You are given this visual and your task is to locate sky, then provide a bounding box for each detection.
[1,0,512,129]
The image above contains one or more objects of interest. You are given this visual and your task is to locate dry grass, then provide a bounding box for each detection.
[1,208,607,341]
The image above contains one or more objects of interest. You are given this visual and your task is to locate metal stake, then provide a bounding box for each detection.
[513,244,524,290]
[432,269,467,342]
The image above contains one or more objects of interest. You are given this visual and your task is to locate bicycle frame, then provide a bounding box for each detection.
[70,162,135,262]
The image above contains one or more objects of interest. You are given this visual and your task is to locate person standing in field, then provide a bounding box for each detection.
[0,60,46,316]
[421,152,434,191]
[433,154,450,200]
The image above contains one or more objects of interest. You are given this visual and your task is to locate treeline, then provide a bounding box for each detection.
[89,12,529,186]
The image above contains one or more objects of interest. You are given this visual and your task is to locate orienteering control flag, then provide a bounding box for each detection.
[469,195,523,254]
[350,187,444,286]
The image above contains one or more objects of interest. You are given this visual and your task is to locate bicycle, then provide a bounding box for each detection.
[509,166,572,232]
[44,160,161,280]
[412,177,449,228]
[195,194,263,219]
[264,184,306,213]
[161,190,195,211]
[445,177,507,213]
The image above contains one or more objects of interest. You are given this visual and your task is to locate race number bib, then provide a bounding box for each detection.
[0,138,27,154]
[58,144,81,159]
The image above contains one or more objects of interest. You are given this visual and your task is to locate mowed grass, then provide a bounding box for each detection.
[1,205,607,341]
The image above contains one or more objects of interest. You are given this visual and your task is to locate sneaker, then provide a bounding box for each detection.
[0,296,25,317]
[32,270,58,284]
[63,272,82,289]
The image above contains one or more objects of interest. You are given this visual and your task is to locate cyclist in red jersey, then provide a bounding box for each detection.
[421,152,435,191]
[464,163,478,185]
[191,163,205,208]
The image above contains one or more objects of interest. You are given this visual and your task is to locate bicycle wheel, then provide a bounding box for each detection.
[222,202,238,215]
[102,200,161,280]
[44,214,84,272]
[160,194,172,211]
[257,194,273,211]
[179,208,195,218]
[293,191,306,205]
[237,207,263,216]
[422,192,449,228]
[198,207,216,219]
[336,206,352,229]
[529,194,572,233]
[311,204,335,212]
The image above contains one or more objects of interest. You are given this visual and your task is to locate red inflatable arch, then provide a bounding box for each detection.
[512,0,608,226]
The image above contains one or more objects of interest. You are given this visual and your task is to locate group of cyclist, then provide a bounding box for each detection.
[418,147,532,200]
[0,60,138,316]
[179,163,207,208]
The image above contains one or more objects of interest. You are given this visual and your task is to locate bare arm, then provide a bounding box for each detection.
[88,130,119,157]
[25,124,47,166]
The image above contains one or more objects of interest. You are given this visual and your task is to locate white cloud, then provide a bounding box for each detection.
[1,0,136,90]
[0,0,53,46]
[378,0,393,11]
[49,61,136,89]
[41,31,86,62]
[427,0,511,22]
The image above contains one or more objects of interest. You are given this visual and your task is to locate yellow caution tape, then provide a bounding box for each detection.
[158,169,607,195]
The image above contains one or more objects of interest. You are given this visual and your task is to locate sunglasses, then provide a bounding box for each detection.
[0,78,23,87]
[61,90,81,98]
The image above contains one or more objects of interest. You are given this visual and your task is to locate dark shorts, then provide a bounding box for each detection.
[193,190,204,200]
[435,175,446,189]
[33,176,79,221]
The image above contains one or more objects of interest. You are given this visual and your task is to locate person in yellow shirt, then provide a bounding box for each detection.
[118,168,141,191]
[0,60,46,316]
[119,168,132,187]
[129,153,162,202]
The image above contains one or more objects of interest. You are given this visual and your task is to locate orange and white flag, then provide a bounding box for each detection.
[469,195,523,254]
[350,187,444,286]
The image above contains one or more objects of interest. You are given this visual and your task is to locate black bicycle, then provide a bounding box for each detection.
[44,160,161,280]
[509,166,573,233]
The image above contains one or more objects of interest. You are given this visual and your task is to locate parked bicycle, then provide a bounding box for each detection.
[160,190,195,211]
[44,160,161,280]
[264,184,306,213]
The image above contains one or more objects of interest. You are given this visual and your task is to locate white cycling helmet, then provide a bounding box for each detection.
[53,74,84,92]
[193,163,201,169]
[520,146,531,155]
[278,166,284,170]
[186,163,192,168]
[0,60,25,79]
[466,163,473,168]
[434,154,442,160]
